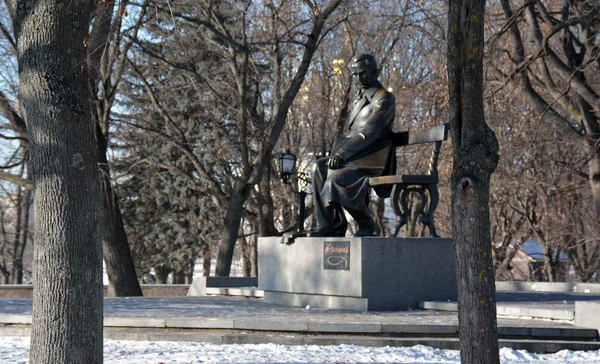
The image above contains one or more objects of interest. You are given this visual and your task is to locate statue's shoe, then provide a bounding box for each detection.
[352,221,377,237]
[353,229,376,237]
[307,226,346,237]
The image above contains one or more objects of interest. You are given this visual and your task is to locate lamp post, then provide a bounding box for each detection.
[279,151,310,232]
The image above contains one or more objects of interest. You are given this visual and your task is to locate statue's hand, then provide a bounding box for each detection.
[327,154,344,170]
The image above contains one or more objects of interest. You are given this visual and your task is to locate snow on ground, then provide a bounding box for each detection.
[2,337,600,363]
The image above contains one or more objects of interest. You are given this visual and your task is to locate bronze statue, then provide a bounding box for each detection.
[309,54,395,237]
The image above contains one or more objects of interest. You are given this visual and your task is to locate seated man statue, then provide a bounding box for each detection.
[310,54,395,237]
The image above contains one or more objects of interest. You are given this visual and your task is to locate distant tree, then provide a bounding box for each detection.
[87,0,146,297]
[7,1,102,364]
[0,5,32,284]
[487,0,600,282]
[121,0,344,276]
[114,146,222,281]
[0,1,143,294]
[447,0,500,363]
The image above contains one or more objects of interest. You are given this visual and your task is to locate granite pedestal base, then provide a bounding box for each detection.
[258,237,457,311]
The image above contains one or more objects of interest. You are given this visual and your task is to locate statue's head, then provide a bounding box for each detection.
[348,54,378,89]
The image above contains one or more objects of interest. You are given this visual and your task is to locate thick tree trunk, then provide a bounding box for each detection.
[101,179,143,296]
[216,183,250,276]
[448,1,500,363]
[98,137,143,297]
[10,0,103,361]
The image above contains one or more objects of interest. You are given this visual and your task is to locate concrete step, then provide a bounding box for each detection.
[420,301,576,321]
[2,324,598,353]
[99,330,600,352]
[2,296,598,354]
[2,313,596,342]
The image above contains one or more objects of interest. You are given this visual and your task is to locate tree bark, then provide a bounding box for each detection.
[216,182,250,276]
[89,1,143,297]
[240,232,252,278]
[256,164,279,237]
[12,182,31,284]
[201,244,211,277]
[98,135,143,297]
[249,232,258,277]
[9,0,103,362]
[448,1,500,363]
[9,146,31,284]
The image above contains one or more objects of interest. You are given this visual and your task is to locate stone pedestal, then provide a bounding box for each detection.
[258,237,457,311]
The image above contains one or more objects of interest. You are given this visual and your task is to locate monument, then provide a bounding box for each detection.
[310,54,395,238]
[259,54,456,311]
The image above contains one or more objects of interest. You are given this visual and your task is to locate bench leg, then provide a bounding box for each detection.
[422,185,440,238]
[390,185,409,237]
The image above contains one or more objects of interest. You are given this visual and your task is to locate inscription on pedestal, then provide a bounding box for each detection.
[323,241,350,270]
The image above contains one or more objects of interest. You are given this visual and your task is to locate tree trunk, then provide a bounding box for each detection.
[448,1,500,363]
[184,264,194,284]
[13,185,31,284]
[256,165,279,237]
[216,183,250,276]
[154,265,171,284]
[240,232,252,278]
[10,156,30,284]
[543,244,557,282]
[98,138,143,297]
[249,232,258,277]
[173,269,185,284]
[11,177,23,284]
[88,0,142,297]
[10,0,103,361]
[201,243,211,277]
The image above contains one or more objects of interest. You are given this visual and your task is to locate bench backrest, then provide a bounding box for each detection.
[389,123,449,177]
[389,123,449,147]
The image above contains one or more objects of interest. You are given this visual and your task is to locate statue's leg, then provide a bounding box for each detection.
[346,206,376,237]
[330,202,348,237]
[310,158,342,236]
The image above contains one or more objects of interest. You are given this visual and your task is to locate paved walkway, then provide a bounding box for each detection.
[1,292,600,352]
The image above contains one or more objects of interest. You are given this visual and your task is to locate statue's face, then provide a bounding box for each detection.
[353,67,377,89]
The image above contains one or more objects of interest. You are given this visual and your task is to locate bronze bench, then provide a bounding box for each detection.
[369,123,449,238]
